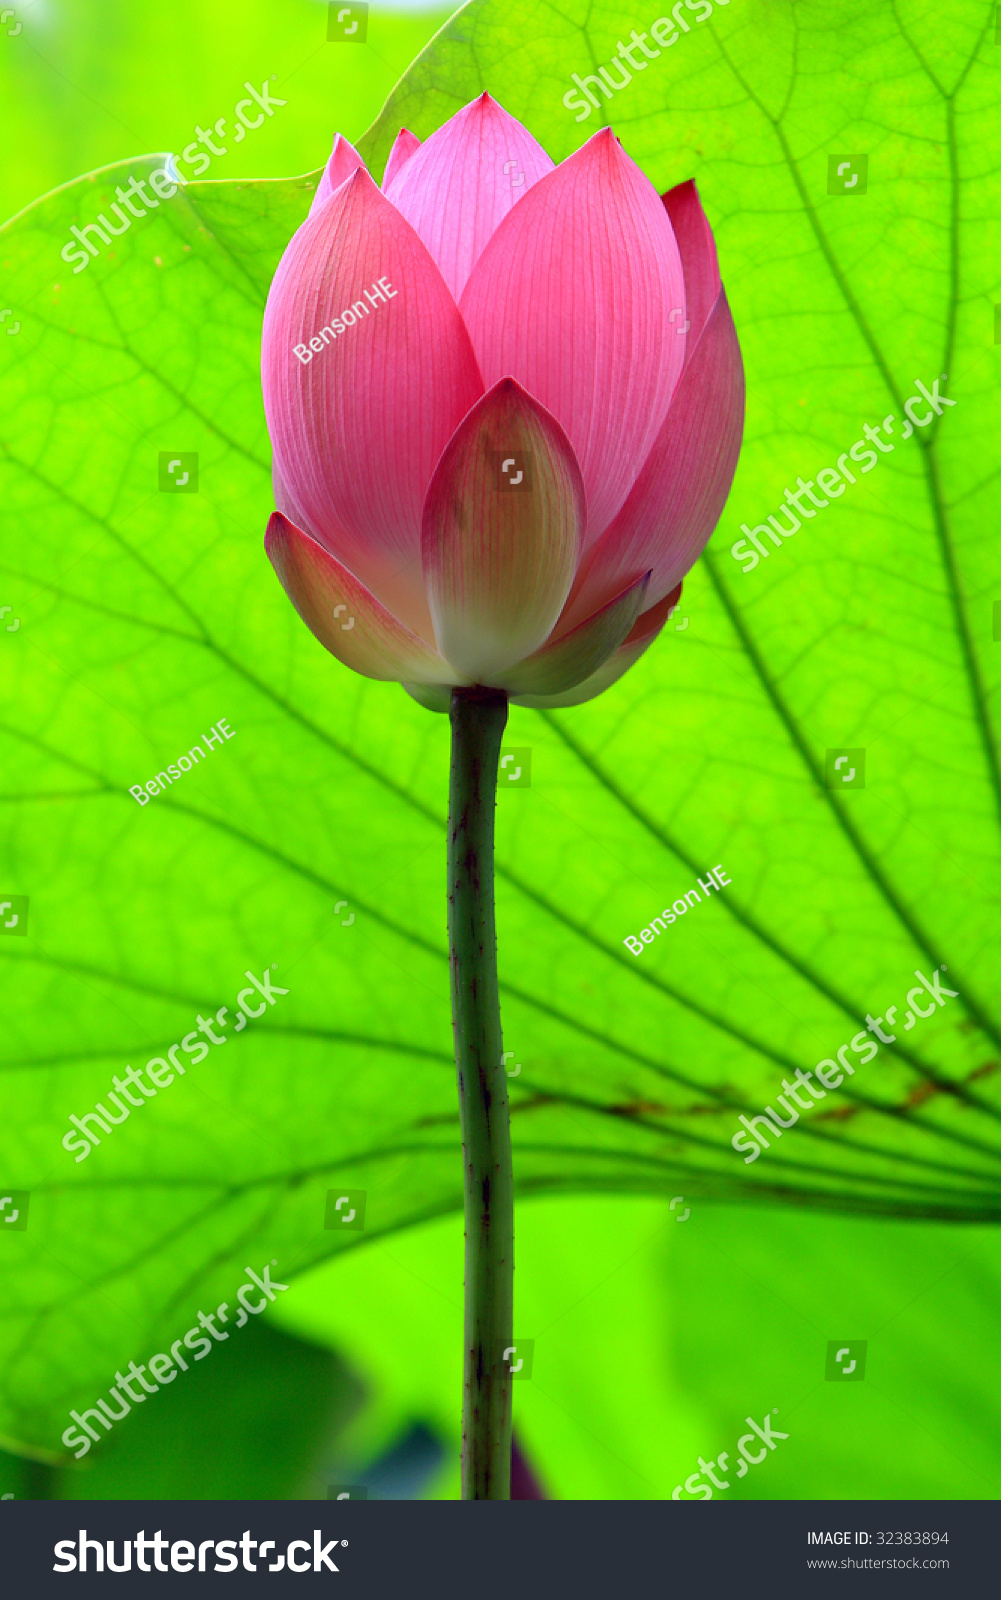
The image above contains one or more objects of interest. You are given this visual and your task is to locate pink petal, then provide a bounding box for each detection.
[382,127,421,190]
[459,128,686,546]
[421,378,584,682]
[262,170,484,637]
[265,513,451,684]
[271,454,325,547]
[512,586,679,709]
[308,132,367,217]
[662,180,721,358]
[498,571,650,697]
[271,456,441,644]
[385,93,555,301]
[556,288,744,629]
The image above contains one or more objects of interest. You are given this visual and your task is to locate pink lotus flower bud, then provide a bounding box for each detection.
[262,94,744,709]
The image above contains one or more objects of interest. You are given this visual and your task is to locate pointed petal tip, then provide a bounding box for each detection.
[632,582,681,643]
[265,513,449,684]
[421,378,584,682]
[264,508,291,555]
[662,178,721,325]
[509,581,679,709]
[556,285,741,627]
[382,126,422,189]
[665,175,699,202]
[343,165,376,194]
[309,133,369,215]
[500,568,651,696]
[579,124,636,164]
[386,103,555,298]
[458,122,686,544]
[263,173,484,634]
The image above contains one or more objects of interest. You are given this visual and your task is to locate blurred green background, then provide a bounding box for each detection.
[0,0,452,224]
[1,0,999,1503]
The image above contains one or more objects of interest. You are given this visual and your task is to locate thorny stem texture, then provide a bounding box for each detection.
[448,685,512,1500]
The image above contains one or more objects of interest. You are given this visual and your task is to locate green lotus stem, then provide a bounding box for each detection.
[448,685,513,1501]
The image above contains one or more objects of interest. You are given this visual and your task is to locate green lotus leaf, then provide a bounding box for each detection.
[1,0,999,1462]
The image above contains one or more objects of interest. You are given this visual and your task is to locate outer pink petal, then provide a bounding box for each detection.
[262,170,484,637]
[270,456,443,646]
[511,586,679,709]
[271,454,328,551]
[663,179,721,360]
[265,513,451,684]
[459,128,686,546]
[556,289,744,630]
[498,571,649,697]
[308,133,367,216]
[385,93,554,301]
[382,127,421,190]
[421,378,584,682]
